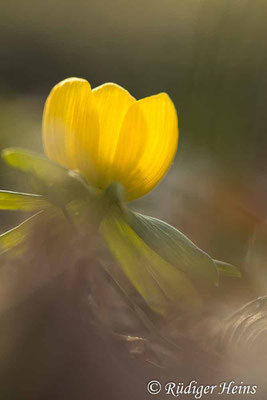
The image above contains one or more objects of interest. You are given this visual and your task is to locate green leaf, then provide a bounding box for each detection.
[128,211,218,287]
[0,212,43,252]
[100,210,202,316]
[0,190,49,211]
[2,147,69,184]
[0,206,71,254]
[2,147,91,206]
[214,260,242,279]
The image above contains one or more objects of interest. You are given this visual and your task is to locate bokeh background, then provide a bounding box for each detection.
[0,0,267,398]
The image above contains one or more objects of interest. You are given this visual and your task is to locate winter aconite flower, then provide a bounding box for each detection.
[0,78,240,317]
[42,78,178,200]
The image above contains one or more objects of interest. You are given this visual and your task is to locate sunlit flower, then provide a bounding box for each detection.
[42,78,178,200]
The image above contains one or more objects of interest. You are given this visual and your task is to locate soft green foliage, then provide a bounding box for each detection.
[128,211,219,287]
[0,150,241,318]
[214,260,242,279]
[2,148,69,184]
[100,185,241,315]
[0,212,42,252]
[0,191,48,211]
[100,209,202,316]
[2,147,92,207]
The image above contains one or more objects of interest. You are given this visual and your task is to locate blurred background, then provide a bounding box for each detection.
[0,0,267,398]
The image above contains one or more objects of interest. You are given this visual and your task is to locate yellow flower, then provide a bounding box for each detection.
[42,78,178,201]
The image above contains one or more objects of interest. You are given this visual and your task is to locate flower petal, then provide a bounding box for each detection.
[92,83,135,187]
[111,102,148,195]
[126,93,178,200]
[43,79,178,200]
[42,78,99,183]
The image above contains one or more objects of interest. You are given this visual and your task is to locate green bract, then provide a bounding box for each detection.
[128,211,219,287]
[0,148,241,317]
